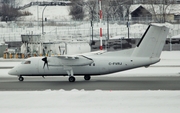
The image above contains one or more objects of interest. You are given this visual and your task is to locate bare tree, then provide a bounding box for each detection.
[0,0,28,22]
[69,0,85,20]
[1,0,10,4]
[123,0,134,21]
[107,0,133,20]
[68,0,134,21]
[14,0,22,8]
[0,3,21,21]
[84,1,98,21]
[112,1,124,20]
[102,0,133,21]
[149,0,175,23]
[2,0,15,7]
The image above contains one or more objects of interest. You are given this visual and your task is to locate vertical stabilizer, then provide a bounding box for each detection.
[131,24,169,58]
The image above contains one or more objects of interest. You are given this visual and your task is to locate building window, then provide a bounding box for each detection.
[174,15,180,20]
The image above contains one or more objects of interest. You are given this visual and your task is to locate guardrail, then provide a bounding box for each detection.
[18,1,71,10]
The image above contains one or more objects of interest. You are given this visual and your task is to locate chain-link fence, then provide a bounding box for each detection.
[1,20,180,42]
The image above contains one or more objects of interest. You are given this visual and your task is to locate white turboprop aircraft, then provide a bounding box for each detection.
[8,24,169,82]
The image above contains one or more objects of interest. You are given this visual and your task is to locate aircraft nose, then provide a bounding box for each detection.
[8,68,18,75]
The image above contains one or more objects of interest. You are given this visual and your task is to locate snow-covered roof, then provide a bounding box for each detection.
[130,4,180,15]
[172,34,180,38]
[169,4,180,15]
[151,22,173,29]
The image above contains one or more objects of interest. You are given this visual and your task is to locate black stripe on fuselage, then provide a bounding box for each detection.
[19,74,101,76]
[137,25,151,47]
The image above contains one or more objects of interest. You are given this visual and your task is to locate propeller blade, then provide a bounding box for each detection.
[42,57,47,62]
[42,57,49,69]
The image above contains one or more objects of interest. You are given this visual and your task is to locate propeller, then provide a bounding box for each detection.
[42,57,49,69]
[59,46,61,55]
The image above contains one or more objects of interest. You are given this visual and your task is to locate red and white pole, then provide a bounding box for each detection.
[99,0,103,50]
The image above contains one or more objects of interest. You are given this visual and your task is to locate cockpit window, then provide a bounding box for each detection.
[21,60,31,64]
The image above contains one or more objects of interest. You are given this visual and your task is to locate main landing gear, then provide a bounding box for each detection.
[18,76,24,81]
[84,75,91,81]
[65,67,91,82]
[66,68,76,82]
[68,75,91,82]
[69,76,76,82]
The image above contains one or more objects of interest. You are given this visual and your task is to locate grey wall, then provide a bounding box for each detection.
[0,44,8,57]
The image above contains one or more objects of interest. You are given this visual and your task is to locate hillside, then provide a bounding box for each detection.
[18,0,71,21]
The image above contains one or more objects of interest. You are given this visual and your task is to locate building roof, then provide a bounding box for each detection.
[130,4,180,15]
[131,5,152,16]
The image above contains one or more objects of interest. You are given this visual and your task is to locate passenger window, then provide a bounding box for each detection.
[21,60,25,64]
[25,61,31,64]
[21,60,31,64]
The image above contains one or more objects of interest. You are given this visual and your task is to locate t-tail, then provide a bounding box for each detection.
[131,24,169,58]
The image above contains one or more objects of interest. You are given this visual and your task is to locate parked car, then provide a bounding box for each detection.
[166,38,180,44]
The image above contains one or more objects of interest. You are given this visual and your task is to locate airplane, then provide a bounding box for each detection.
[8,24,169,82]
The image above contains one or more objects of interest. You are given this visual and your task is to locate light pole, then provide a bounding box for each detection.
[37,0,39,29]
[42,5,47,35]
[127,8,130,39]
[107,13,110,40]
[91,11,94,45]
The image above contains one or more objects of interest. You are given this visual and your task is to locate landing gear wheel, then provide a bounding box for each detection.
[84,75,91,81]
[69,76,75,82]
[18,76,24,81]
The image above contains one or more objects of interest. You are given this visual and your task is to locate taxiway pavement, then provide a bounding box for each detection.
[1,76,180,91]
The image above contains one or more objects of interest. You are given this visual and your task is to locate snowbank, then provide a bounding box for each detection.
[20,5,71,21]
[0,90,179,113]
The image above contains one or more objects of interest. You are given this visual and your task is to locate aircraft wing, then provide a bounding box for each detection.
[82,50,107,55]
[50,55,94,66]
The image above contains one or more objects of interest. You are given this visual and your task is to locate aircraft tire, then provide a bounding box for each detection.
[84,75,91,81]
[69,76,75,82]
[19,76,24,81]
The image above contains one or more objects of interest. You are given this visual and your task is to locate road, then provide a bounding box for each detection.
[1,76,180,91]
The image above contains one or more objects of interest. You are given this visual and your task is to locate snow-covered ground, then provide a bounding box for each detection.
[19,5,71,21]
[0,91,180,113]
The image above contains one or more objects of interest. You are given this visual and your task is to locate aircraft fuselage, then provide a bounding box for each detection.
[9,56,159,76]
